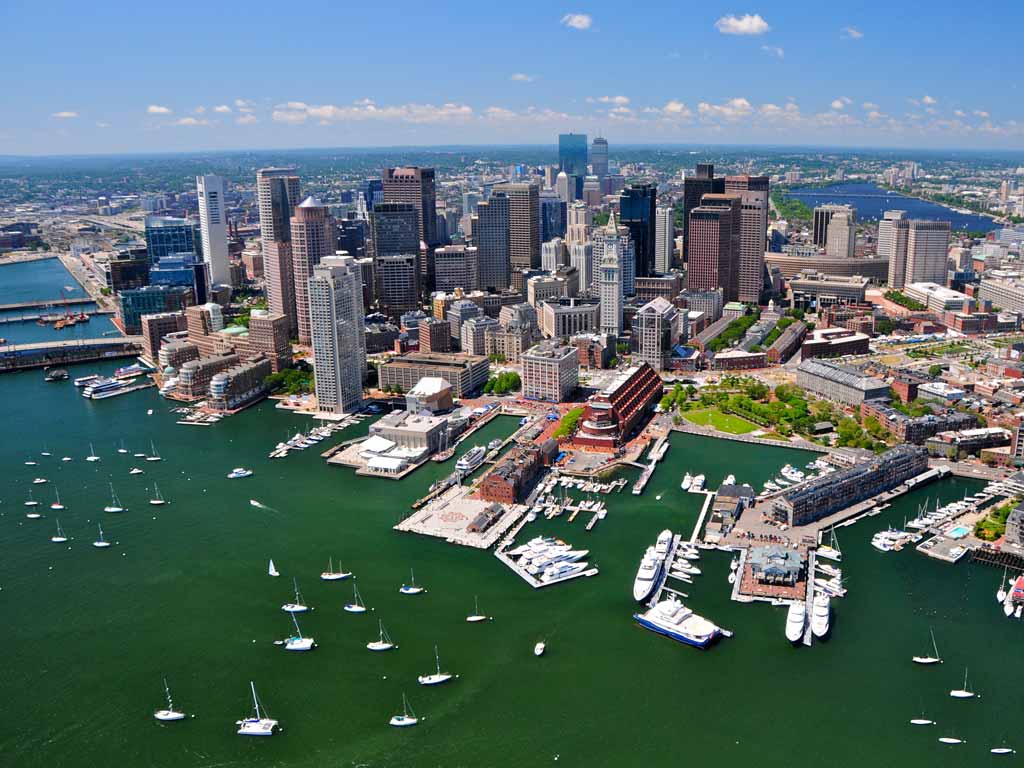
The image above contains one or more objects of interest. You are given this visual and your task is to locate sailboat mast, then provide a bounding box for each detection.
[250,681,260,718]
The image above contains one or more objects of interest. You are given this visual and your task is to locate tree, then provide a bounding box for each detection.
[928,364,943,378]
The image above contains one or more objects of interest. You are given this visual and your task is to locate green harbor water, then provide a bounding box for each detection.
[2,264,1021,767]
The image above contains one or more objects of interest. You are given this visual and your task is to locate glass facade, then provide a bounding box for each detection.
[144,216,200,264]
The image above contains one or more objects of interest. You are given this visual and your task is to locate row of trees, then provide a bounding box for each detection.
[483,371,521,395]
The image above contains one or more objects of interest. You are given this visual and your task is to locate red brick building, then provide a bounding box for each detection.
[478,445,542,504]
[575,362,663,449]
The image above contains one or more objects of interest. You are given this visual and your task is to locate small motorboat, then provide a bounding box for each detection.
[534,641,546,657]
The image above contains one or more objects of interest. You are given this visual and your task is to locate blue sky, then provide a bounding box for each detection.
[1,0,1021,155]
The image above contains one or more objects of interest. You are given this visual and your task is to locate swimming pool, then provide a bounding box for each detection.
[947,525,970,539]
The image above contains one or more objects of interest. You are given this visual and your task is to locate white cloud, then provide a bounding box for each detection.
[862,102,879,110]
[509,73,535,82]
[866,110,886,121]
[974,110,990,118]
[560,13,592,30]
[51,111,78,119]
[147,105,172,115]
[761,45,784,59]
[173,117,210,126]
[661,100,693,118]
[96,121,110,128]
[698,97,754,121]
[483,106,575,123]
[236,114,258,125]
[759,102,801,121]
[234,99,255,113]
[714,14,770,36]
[213,105,232,113]
[592,95,630,106]
[953,109,966,118]
[831,96,852,110]
[922,95,937,105]
[193,106,206,114]
[273,99,474,125]
[841,26,863,39]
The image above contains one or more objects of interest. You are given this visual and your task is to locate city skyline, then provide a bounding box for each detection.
[3,1,1023,155]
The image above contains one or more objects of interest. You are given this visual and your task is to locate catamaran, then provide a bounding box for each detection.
[51,520,68,543]
[86,443,100,462]
[93,524,111,548]
[417,645,453,686]
[399,568,425,595]
[912,628,942,665]
[281,577,308,613]
[104,483,125,513]
[367,619,396,651]
[949,667,976,699]
[268,559,280,577]
[344,584,367,613]
[466,595,488,622]
[320,557,352,581]
[50,490,64,511]
[146,441,162,462]
[154,678,186,721]
[149,484,166,506]
[389,693,418,727]
[236,681,278,736]
[283,613,315,651]
[817,528,842,562]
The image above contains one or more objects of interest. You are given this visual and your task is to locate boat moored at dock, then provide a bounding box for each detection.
[634,597,722,649]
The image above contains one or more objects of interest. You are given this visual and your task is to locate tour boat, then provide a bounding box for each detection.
[912,628,942,665]
[399,568,425,595]
[785,601,806,643]
[85,443,100,462]
[268,559,280,577]
[24,490,39,507]
[455,446,486,474]
[949,668,976,699]
[50,490,64,511]
[389,693,418,727]
[367,619,396,651]
[129,467,144,475]
[417,645,453,686]
[104,484,125,513]
[281,578,308,613]
[320,557,352,581]
[32,477,47,485]
[93,524,111,548]
[534,641,546,657]
[236,681,278,736]
[51,520,67,543]
[283,613,315,651]
[227,467,253,479]
[466,595,488,623]
[154,678,186,722]
[149,484,166,506]
[146,441,162,462]
[344,584,367,613]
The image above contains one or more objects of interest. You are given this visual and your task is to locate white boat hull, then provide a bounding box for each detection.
[284,638,315,651]
[466,615,487,623]
[237,718,277,736]
[344,605,366,613]
[281,604,308,613]
[389,716,418,727]
[367,641,395,651]
[399,586,425,595]
[154,710,186,721]
[321,573,351,581]
[418,673,452,686]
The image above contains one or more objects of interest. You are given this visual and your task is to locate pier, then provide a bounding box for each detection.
[0,336,141,373]
[0,297,94,312]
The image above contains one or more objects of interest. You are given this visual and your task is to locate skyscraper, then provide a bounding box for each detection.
[905,220,952,285]
[558,133,588,198]
[686,194,741,302]
[681,163,725,261]
[812,204,853,248]
[566,201,592,245]
[382,167,437,246]
[880,210,910,288]
[593,215,636,297]
[591,136,609,178]
[570,242,594,295]
[195,174,231,287]
[308,255,366,415]
[825,210,856,259]
[144,216,199,264]
[619,183,657,278]
[374,253,420,319]
[257,167,302,339]
[555,171,574,204]
[654,206,675,273]
[368,203,419,260]
[724,175,770,303]
[475,192,510,290]
[635,297,679,372]
[540,191,566,243]
[598,215,624,338]
[494,182,540,292]
[290,197,336,345]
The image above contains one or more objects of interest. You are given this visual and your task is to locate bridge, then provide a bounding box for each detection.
[0,297,95,312]
[0,336,143,373]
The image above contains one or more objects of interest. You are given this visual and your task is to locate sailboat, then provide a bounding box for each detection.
[24,490,39,510]
[93,524,111,548]
[146,441,162,462]
[117,440,128,455]
[399,568,425,595]
[236,681,278,736]
[997,568,1008,603]
[149,484,166,506]
[344,584,367,613]
[912,628,942,665]
[51,520,68,543]
[417,645,453,686]
[910,717,935,726]
[129,467,144,475]
[366,619,396,651]
[283,613,315,651]
[281,578,308,613]
[153,678,186,721]
[320,557,352,581]
[86,443,100,462]
[939,736,965,745]
[268,559,280,577]
[466,595,488,623]
[50,490,65,511]
[32,477,48,484]
[991,745,1017,756]
[389,693,418,727]
[104,483,125,513]
[817,528,842,562]
[949,667,977,699]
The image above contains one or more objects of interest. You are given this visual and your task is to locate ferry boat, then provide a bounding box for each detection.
[82,378,132,400]
[227,467,253,479]
[455,446,486,473]
[115,362,153,378]
[634,597,722,649]
[785,601,806,643]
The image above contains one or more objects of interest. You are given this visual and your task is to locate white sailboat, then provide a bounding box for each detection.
[991,745,1016,755]
[949,667,976,699]
[51,519,67,543]
[912,628,942,665]
[50,490,65,511]
[24,490,39,507]
[32,477,48,484]
[281,577,308,613]
[117,440,128,455]
[93,524,111,548]
[910,718,935,726]
[996,568,1008,603]
[149,484,166,506]
[268,559,280,577]
[283,613,315,651]
[344,584,367,613]
[154,678,186,721]
[103,483,125,513]
[399,568,425,595]
[129,467,144,475]
[466,595,488,623]
[86,443,100,462]
[236,681,278,736]
[366,619,396,651]
[389,693,418,727]
[417,645,453,686]
[320,557,352,581]
[939,736,965,745]
[817,528,842,562]
[146,441,162,462]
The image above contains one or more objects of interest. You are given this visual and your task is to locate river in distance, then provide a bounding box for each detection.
[0,264,1021,767]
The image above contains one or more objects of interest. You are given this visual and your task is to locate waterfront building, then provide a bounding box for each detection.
[308,255,366,415]
[619,184,657,278]
[434,244,479,293]
[860,399,977,444]
[654,206,675,273]
[795,358,889,405]
[369,409,451,455]
[418,317,452,353]
[383,167,437,246]
[144,215,199,265]
[773,445,929,526]
[635,297,679,372]
[258,170,303,336]
[140,312,187,364]
[724,175,770,303]
[479,444,543,504]
[681,163,725,260]
[801,327,871,359]
[158,340,199,371]
[177,352,239,399]
[208,355,273,412]
[374,253,420,319]
[116,285,193,335]
[686,194,740,302]
[590,136,609,178]
[290,197,336,345]
[749,546,802,586]
[521,341,579,402]
[195,174,231,288]
[378,352,489,397]
[245,310,292,372]
[540,297,600,339]
[493,182,540,292]
[460,316,499,357]
[474,191,510,290]
[597,229,623,339]
[575,363,663,449]
[812,204,853,249]
[405,377,454,414]
[1006,506,1024,548]
[788,271,869,311]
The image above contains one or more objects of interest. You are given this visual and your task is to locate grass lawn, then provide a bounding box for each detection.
[682,407,759,434]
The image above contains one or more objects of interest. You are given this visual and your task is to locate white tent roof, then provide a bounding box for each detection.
[361,435,396,454]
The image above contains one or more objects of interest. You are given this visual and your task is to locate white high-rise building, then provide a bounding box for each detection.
[655,206,674,273]
[905,221,951,285]
[593,214,635,297]
[195,174,231,287]
[879,210,909,288]
[825,210,856,259]
[570,242,594,295]
[308,254,366,415]
[598,216,624,338]
[555,171,575,204]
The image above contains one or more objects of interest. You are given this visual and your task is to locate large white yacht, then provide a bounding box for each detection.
[785,601,806,643]
[810,593,830,638]
[455,446,486,474]
[633,547,663,602]
[633,597,722,649]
